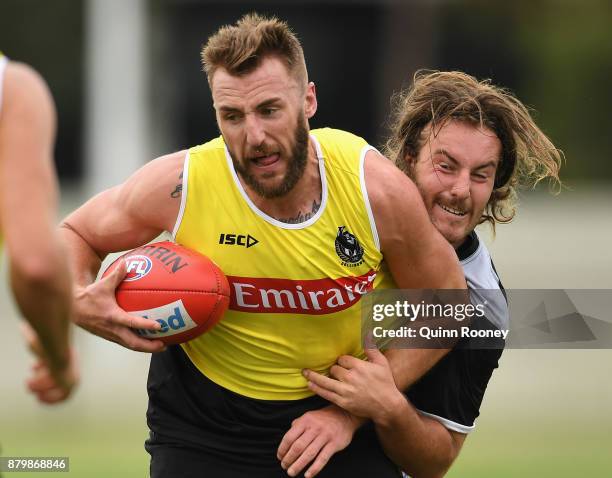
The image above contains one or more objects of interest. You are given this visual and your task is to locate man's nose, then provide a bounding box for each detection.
[245,115,265,149]
[450,171,471,200]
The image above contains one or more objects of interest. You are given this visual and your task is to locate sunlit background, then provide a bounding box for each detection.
[1,1,611,476]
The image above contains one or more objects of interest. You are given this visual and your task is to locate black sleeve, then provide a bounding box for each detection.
[405,317,504,434]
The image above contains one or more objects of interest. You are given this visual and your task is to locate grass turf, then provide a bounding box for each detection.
[1,418,610,477]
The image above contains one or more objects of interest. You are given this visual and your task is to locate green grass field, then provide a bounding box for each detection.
[0,418,149,477]
[1,416,610,477]
[449,421,612,477]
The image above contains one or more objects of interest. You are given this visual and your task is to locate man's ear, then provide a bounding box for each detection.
[403,153,417,175]
[304,81,317,119]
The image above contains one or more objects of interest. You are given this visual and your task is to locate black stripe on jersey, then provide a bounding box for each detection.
[456,231,479,261]
[490,258,507,300]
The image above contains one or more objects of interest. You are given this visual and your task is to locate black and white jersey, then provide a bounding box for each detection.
[405,231,509,434]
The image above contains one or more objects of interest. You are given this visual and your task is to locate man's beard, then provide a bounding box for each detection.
[230,115,310,199]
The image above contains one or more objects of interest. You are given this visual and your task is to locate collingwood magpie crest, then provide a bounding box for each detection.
[335,226,365,267]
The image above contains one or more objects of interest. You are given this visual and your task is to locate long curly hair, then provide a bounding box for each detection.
[384,70,563,229]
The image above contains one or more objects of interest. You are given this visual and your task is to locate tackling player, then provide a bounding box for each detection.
[0,53,77,403]
[60,14,468,477]
[294,71,563,477]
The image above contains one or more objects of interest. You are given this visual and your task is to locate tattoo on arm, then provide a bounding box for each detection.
[278,199,321,224]
[170,172,183,199]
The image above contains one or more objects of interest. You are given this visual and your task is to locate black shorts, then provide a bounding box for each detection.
[145,346,401,478]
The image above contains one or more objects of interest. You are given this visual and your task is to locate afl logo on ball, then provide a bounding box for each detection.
[124,255,153,281]
[335,226,364,267]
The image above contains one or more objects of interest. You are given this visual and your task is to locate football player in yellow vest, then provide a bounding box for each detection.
[0,54,77,403]
[60,15,467,477]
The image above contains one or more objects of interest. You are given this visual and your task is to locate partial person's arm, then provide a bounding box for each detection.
[365,149,466,386]
[60,150,186,352]
[304,347,466,478]
[375,402,465,478]
[0,62,76,401]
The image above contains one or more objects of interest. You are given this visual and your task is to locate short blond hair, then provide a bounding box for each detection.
[385,70,563,228]
[201,13,307,88]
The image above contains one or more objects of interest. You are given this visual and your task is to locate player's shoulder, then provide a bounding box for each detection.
[116,150,187,232]
[311,127,366,143]
[363,146,420,210]
[127,150,186,187]
[151,149,186,168]
[1,61,53,115]
[458,232,502,289]
[3,61,49,96]
[310,127,369,152]
[189,136,226,157]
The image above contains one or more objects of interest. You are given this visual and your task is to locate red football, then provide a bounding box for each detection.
[102,240,230,344]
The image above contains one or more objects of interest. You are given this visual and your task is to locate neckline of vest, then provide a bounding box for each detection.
[223,134,328,230]
[456,230,480,262]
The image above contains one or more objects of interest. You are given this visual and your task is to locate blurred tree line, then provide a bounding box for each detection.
[0,0,610,182]
[432,0,612,183]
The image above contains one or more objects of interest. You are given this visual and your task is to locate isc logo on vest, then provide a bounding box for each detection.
[218,233,259,248]
[133,300,197,337]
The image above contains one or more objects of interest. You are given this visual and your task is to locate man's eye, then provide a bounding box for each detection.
[261,108,277,116]
[223,112,242,122]
[436,162,452,171]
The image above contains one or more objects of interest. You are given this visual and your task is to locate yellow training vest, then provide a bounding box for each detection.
[174,128,395,400]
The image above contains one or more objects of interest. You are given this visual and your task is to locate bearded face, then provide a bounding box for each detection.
[212,56,317,200]
[229,113,309,199]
